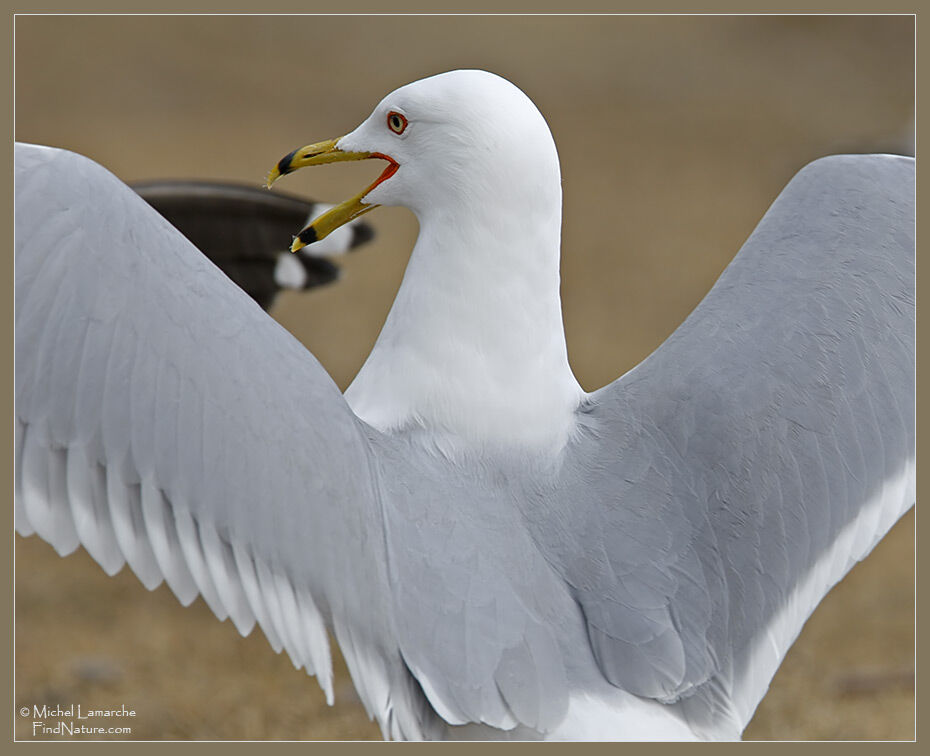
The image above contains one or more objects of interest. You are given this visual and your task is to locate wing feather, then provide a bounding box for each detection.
[66,443,125,576]
[25,430,81,556]
[14,420,32,537]
[140,476,200,605]
[231,540,284,654]
[105,468,164,590]
[296,586,334,704]
[172,506,228,620]
[199,520,256,636]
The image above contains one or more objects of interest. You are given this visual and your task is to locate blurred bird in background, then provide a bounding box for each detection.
[134,180,375,311]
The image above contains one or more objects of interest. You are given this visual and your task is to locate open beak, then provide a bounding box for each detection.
[266,138,398,252]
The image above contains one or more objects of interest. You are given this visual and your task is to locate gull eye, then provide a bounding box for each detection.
[387,111,408,135]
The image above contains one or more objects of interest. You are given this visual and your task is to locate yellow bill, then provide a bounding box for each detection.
[266,138,398,251]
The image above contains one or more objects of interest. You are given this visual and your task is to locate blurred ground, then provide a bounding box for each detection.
[13,14,914,741]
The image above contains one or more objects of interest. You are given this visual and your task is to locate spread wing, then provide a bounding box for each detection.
[133,179,374,310]
[14,143,436,740]
[539,154,915,738]
[14,144,598,742]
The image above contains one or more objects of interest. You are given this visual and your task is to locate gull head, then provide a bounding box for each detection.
[267,70,561,251]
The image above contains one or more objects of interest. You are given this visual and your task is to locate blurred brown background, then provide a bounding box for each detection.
[13,14,914,740]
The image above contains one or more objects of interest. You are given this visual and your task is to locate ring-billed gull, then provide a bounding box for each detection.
[14,69,914,740]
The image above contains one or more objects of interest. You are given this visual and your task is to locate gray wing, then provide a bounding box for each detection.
[535,154,915,737]
[14,143,436,740]
[133,180,374,310]
[15,143,585,741]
